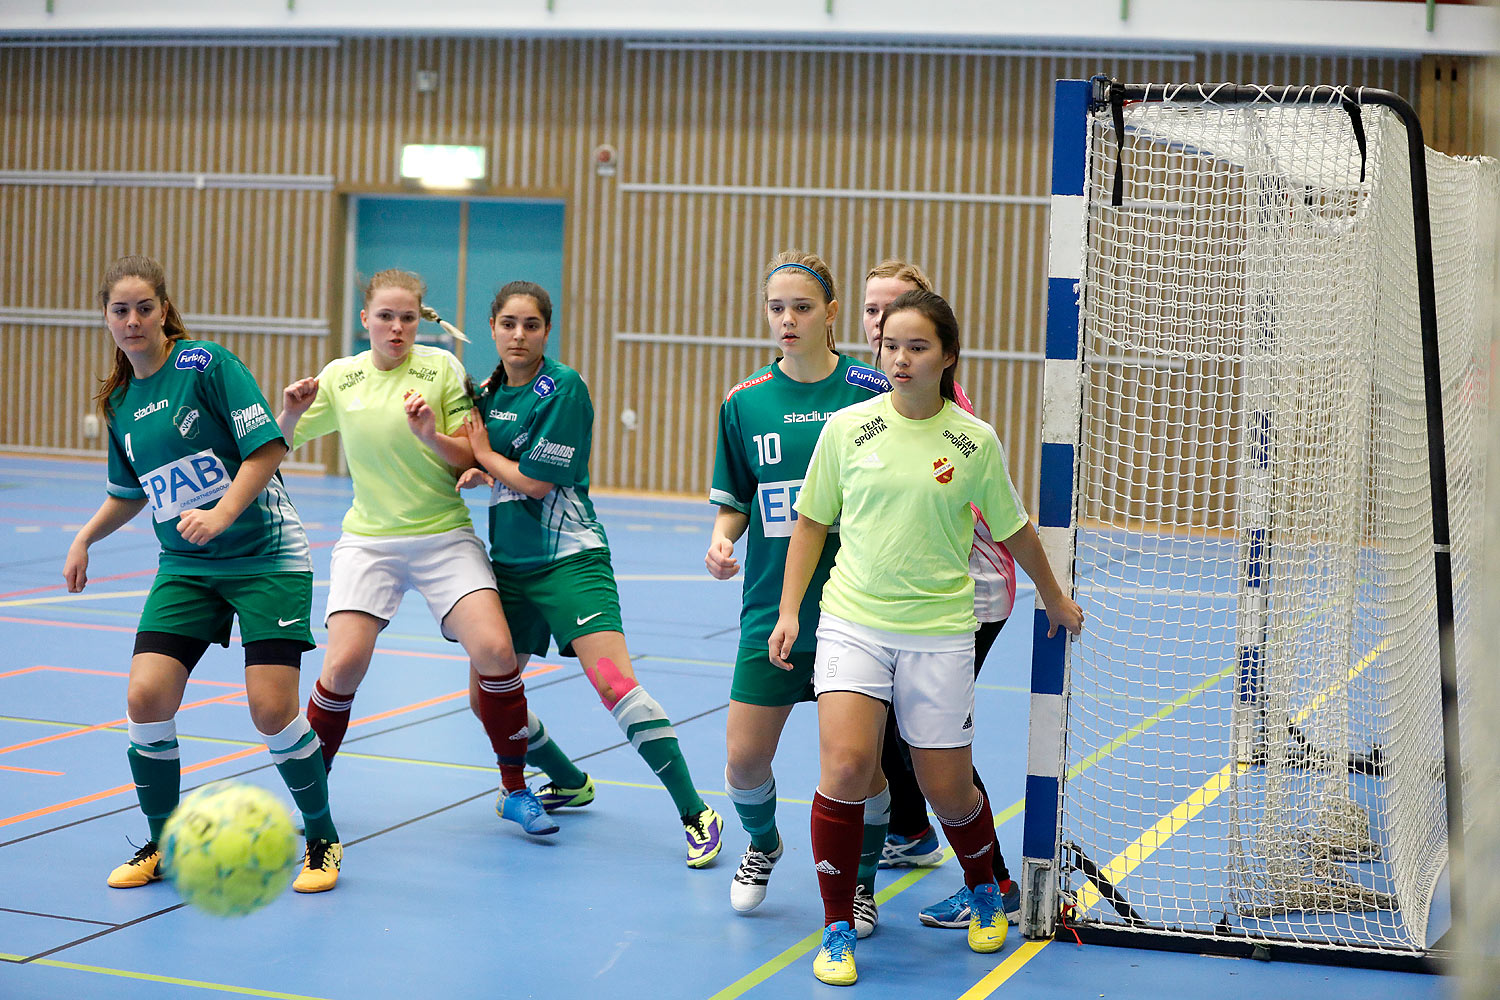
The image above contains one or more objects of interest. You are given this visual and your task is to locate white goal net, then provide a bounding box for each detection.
[1051,85,1497,956]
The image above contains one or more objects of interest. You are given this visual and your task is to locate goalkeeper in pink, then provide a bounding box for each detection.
[770,289,1083,986]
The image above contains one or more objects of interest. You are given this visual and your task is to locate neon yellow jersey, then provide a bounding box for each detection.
[795,393,1030,636]
[292,345,475,536]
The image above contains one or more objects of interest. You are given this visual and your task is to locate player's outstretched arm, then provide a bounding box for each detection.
[64,495,149,592]
[176,439,288,546]
[1000,519,1084,638]
[705,506,750,580]
[768,514,830,669]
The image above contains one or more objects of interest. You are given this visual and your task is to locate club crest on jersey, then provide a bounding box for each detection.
[173,406,201,440]
[533,375,556,398]
[845,365,890,392]
[175,347,213,372]
[932,457,955,484]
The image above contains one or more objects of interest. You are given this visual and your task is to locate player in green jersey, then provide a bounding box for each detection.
[705,251,892,932]
[770,289,1084,985]
[278,269,575,837]
[458,280,722,868]
[64,255,342,894]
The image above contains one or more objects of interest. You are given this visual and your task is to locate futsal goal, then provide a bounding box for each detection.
[1021,77,1497,968]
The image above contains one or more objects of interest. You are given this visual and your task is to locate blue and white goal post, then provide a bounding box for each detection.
[1018,76,1089,942]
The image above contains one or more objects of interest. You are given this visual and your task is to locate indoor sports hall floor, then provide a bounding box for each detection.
[0,455,1448,1000]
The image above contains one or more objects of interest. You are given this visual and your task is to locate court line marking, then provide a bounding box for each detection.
[1071,638,1389,919]
[709,657,1254,1000]
[0,568,157,601]
[0,764,65,776]
[0,953,332,1000]
[0,590,152,607]
[0,663,562,831]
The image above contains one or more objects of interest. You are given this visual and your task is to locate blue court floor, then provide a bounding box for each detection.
[0,455,1448,1000]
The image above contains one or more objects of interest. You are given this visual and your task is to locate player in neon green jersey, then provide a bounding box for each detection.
[459,280,722,867]
[277,269,577,837]
[771,289,1084,985]
[704,251,891,930]
[862,259,1023,929]
[64,255,341,895]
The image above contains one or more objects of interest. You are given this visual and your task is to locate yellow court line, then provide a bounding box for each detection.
[956,940,1051,1000]
[1073,637,1390,919]
[0,954,331,1000]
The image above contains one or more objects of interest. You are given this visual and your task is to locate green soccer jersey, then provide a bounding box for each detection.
[292,345,475,537]
[709,355,889,651]
[477,358,608,572]
[795,393,1030,636]
[105,340,311,576]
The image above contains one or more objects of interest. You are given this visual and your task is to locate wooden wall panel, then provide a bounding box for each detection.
[0,39,1462,506]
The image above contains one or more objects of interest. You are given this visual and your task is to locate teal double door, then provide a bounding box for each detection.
[347,195,566,381]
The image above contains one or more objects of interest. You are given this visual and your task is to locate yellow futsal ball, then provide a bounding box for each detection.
[161,782,299,916]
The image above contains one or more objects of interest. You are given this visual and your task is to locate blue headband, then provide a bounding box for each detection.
[768,262,832,300]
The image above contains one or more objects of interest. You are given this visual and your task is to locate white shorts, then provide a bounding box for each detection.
[326,527,497,641]
[812,612,976,749]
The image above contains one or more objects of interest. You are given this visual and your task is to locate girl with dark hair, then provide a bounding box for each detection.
[769,289,1084,986]
[66,255,341,894]
[277,269,577,840]
[459,280,723,868]
[861,260,1022,931]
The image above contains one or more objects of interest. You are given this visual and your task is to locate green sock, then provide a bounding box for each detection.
[126,719,181,843]
[525,709,589,789]
[726,772,780,853]
[611,688,707,817]
[859,783,893,893]
[263,716,338,843]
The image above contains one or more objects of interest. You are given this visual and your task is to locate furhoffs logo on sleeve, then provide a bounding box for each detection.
[932,457,955,484]
[845,365,890,392]
[533,375,557,398]
[174,347,213,372]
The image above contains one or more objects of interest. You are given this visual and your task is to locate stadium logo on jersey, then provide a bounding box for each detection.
[232,403,270,438]
[411,366,437,383]
[932,457,955,484]
[783,411,834,424]
[725,371,773,401]
[173,406,201,440]
[133,399,168,421]
[338,370,366,391]
[853,415,887,447]
[943,429,978,458]
[175,347,213,372]
[533,375,557,398]
[845,365,890,392]
[140,449,231,522]
[528,437,575,468]
[488,409,518,421]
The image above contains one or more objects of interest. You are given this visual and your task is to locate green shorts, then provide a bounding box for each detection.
[138,572,316,649]
[730,645,815,707]
[491,549,624,658]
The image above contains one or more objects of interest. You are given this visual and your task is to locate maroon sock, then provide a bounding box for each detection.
[810,790,865,928]
[937,790,998,890]
[306,680,355,772]
[475,672,529,792]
